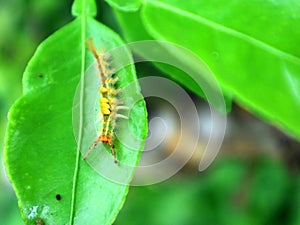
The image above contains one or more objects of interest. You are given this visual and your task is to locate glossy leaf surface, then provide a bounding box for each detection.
[4,0,147,224]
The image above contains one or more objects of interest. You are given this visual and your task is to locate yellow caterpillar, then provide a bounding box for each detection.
[83,39,128,163]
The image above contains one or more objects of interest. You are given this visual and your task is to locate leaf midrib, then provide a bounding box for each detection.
[69,0,87,224]
[145,0,300,65]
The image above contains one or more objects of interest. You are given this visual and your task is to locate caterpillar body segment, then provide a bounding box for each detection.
[83,38,128,163]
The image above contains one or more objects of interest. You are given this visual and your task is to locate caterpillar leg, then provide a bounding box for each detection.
[84,139,118,164]
[109,143,118,164]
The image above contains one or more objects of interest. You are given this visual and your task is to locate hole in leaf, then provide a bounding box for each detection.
[55,194,62,201]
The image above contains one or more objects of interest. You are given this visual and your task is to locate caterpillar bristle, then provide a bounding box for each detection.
[116,106,130,110]
[103,52,111,60]
[83,140,98,160]
[116,114,129,120]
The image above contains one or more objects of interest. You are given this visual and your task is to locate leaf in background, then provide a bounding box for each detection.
[115,157,290,225]
[4,0,147,224]
[105,0,142,12]
[110,0,300,139]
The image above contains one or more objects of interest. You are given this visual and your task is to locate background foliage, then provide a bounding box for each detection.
[110,0,300,139]
[1,0,300,225]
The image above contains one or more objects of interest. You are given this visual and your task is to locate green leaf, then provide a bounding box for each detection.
[114,10,232,111]
[105,0,142,12]
[72,0,97,17]
[4,2,147,225]
[113,0,300,139]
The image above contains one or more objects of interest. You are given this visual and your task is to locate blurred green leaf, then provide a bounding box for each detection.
[0,189,23,225]
[115,157,291,225]
[288,173,300,225]
[4,0,147,224]
[113,0,300,139]
[246,158,288,224]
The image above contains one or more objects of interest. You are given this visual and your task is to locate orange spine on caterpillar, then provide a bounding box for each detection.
[83,38,128,163]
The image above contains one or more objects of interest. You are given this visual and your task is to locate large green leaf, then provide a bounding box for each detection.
[111,0,300,139]
[4,0,147,224]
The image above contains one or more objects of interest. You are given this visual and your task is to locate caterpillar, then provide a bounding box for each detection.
[83,39,128,163]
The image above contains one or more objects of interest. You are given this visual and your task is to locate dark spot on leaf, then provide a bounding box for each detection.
[55,194,61,201]
[37,73,43,78]
[36,218,44,225]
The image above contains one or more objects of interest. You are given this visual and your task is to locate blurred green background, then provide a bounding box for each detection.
[1,1,300,225]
